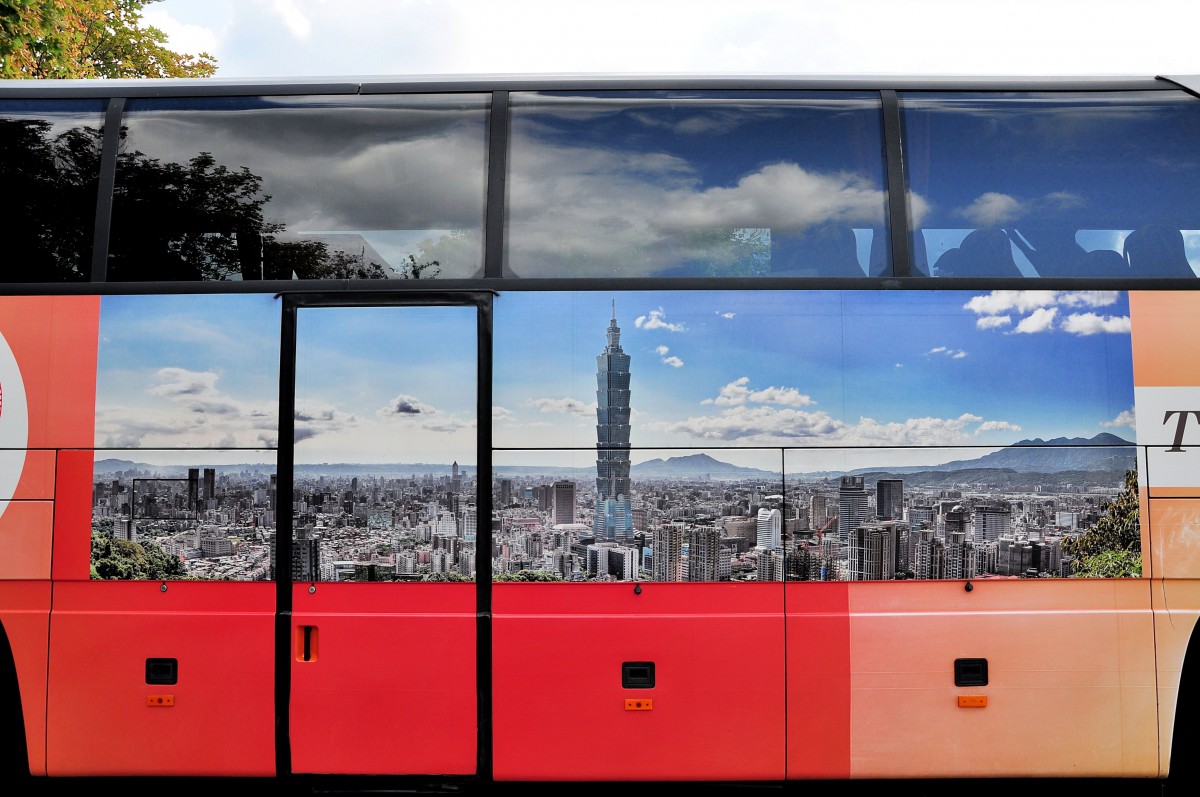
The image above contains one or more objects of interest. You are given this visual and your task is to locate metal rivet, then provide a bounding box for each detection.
[308,584,316,594]
[964,581,974,592]
[160,582,167,593]
[634,583,642,595]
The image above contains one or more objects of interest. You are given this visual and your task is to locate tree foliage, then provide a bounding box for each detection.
[493,569,565,582]
[1063,468,1141,578]
[0,0,216,79]
[90,529,188,580]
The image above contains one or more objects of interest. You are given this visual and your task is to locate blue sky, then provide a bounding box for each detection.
[93,290,1134,469]
[95,297,478,465]
[95,294,281,461]
[493,289,1135,468]
[145,1,1200,79]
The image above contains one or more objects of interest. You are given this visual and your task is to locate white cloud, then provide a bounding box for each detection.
[1103,409,1136,428]
[268,0,313,38]
[703,377,814,407]
[659,406,1017,447]
[655,345,670,355]
[718,311,735,319]
[657,161,886,231]
[958,192,1024,225]
[492,406,515,422]
[1060,312,1131,335]
[140,6,220,56]
[1013,307,1058,334]
[1058,291,1121,308]
[661,355,684,367]
[964,290,1060,316]
[634,308,685,332]
[976,420,1022,433]
[976,315,1011,330]
[926,346,967,358]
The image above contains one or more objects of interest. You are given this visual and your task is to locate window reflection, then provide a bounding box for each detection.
[902,91,1200,278]
[107,95,488,281]
[506,92,890,278]
[0,101,104,282]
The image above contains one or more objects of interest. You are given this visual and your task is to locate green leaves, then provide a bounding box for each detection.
[1,1,216,79]
[1063,469,1142,578]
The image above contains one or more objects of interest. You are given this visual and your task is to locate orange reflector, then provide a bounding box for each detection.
[146,694,175,707]
[624,698,653,711]
[957,695,987,708]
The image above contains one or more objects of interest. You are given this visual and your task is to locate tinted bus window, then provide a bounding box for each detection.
[0,100,105,282]
[107,95,488,282]
[901,90,1200,278]
[506,92,889,278]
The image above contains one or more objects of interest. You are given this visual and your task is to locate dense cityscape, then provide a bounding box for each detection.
[89,458,1126,583]
[90,306,1130,582]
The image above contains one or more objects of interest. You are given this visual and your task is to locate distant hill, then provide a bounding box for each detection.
[93,458,471,479]
[631,452,776,479]
[94,432,1135,484]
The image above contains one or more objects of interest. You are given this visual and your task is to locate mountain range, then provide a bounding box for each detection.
[92,433,1134,484]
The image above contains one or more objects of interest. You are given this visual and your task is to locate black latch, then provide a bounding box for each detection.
[622,661,655,688]
[954,657,988,687]
[146,658,178,685]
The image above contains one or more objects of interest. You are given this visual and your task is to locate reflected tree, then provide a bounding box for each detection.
[0,118,102,280]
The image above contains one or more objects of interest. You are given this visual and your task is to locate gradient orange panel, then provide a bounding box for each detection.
[1129,292,1200,387]
[847,579,1157,779]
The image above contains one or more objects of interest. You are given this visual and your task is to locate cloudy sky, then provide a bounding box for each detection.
[493,289,1135,470]
[146,0,1200,79]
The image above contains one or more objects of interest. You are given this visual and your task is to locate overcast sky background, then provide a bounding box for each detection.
[147,0,1200,80]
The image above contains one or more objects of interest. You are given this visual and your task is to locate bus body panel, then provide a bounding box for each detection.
[492,582,787,781]
[846,579,1158,778]
[784,582,853,780]
[45,581,275,776]
[289,582,477,776]
[1153,579,1200,777]
[0,580,50,776]
[52,449,98,581]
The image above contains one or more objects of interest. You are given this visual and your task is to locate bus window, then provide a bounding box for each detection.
[505,92,890,278]
[0,100,105,282]
[106,95,488,282]
[901,91,1200,278]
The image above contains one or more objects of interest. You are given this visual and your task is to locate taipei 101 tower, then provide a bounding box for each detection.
[595,301,633,544]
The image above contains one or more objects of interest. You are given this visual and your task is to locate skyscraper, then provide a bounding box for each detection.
[551,480,576,525]
[838,476,869,544]
[595,302,633,544]
[876,478,903,521]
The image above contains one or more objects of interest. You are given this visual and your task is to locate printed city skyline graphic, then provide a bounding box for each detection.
[89,290,1139,582]
[492,289,1138,583]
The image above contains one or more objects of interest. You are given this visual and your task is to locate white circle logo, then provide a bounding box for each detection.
[0,330,29,520]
